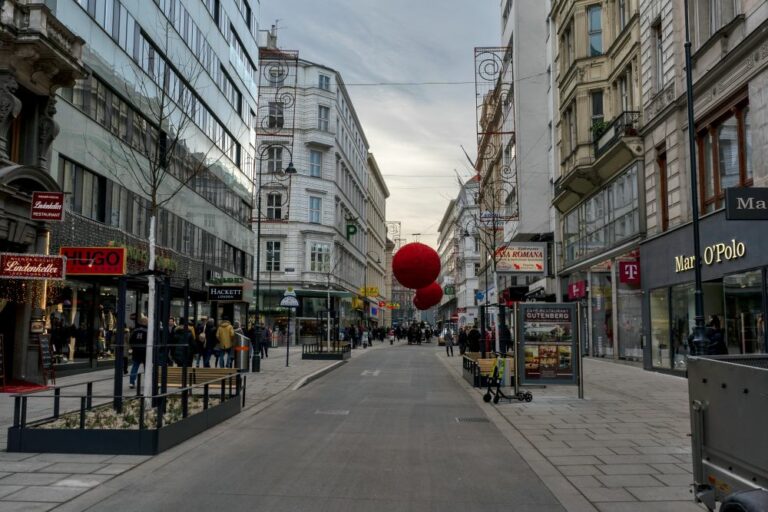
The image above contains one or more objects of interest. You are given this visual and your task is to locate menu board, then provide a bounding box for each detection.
[36,333,55,385]
[518,304,578,385]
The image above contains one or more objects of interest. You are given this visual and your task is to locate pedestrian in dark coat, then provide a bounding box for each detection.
[468,326,481,353]
[203,319,217,367]
[458,327,468,355]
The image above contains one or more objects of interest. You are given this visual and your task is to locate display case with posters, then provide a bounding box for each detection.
[517,304,578,385]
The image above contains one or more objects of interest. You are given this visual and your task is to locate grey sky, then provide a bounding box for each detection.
[259,0,498,248]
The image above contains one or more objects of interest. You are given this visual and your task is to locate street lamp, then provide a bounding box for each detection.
[683,0,708,355]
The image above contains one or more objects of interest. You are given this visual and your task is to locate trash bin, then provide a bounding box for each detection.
[251,353,260,372]
[235,333,250,373]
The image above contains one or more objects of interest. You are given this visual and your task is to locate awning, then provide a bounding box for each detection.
[294,289,353,298]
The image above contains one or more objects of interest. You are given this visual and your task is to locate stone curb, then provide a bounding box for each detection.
[291,360,347,390]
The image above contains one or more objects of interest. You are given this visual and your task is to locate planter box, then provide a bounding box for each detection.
[302,351,351,361]
[6,396,241,455]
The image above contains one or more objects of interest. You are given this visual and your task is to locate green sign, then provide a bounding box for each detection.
[346,224,358,240]
[444,285,455,296]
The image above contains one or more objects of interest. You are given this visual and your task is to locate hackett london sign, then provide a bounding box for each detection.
[30,192,64,221]
[0,254,65,280]
[59,247,126,275]
[208,286,244,302]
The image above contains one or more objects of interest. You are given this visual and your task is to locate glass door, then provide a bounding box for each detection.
[724,270,764,354]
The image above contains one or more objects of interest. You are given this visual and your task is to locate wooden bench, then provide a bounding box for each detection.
[156,367,238,389]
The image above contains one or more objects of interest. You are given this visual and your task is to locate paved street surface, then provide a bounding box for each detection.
[0,344,702,512]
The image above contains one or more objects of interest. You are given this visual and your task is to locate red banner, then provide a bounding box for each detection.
[619,260,641,285]
[0,253,65,280]
[30,192,64,221]
[59,247,126,275]
[568,280,586,300]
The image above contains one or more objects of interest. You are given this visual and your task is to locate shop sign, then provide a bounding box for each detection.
[208,286,244,302]
[444,285,456,296]
[30,192,64,221]
[674,239,746,273]
[619,261,641,285]
[207,276,244,285]
[567,281,586,300]
[359,286,379,297]
[495,243,546,273]
[0,253,65,280]
[725,187,768,220]
[59,247,126,275]
[517,303,578,386]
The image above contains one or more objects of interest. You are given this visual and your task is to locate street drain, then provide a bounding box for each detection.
[315,410,350,416]
[455,417,489,423]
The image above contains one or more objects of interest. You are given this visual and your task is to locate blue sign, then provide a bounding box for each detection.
[475,291,485,301]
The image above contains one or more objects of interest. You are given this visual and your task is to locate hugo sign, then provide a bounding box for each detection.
[60,247,127,275]
[674,239,746,273]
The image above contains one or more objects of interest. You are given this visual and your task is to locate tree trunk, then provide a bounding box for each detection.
[143,214,157,405]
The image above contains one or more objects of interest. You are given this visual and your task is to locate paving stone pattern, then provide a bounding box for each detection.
[443,355,701,512]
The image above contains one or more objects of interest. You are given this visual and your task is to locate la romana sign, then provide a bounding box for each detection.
[0,253,66,280]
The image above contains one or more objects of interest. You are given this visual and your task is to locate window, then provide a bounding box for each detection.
[266,192,282,219]
[309,196,322,223]
[697,99,752,213]
[618,71,632,112]
[587,5,602,56]
[266,241,281,271]
[591,90,604,129]
[318,74,330,91]
[309,149,322,177]
[474,263,480,276]
[268,102,284,128]
[473,236,480,253]
[617,0,627,31]
[652,21,664,92]
[310,242,331,272]
[693,0,737,46]
[657,149,669,231]
[267,146,282,173]
[318,105,330,131]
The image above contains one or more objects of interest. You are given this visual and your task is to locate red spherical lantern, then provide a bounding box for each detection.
[415,282,443,308]
[413,294,429,311]
[392,242,440,289]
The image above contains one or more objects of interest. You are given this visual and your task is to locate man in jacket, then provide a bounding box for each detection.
[468,325,481,353]
[128,316,148,389]
[216,317,235,367]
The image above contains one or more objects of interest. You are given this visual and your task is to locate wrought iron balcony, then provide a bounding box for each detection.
[592,111,641,159]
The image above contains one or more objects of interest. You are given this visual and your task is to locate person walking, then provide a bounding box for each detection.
[444,328,455,357]
[468,325,481,353]
[128,316,148,389]
[458,326,468,355]
[172,322,194,367]
[216,317,235,367]
[203,319,217,368]
[261,324,271,358]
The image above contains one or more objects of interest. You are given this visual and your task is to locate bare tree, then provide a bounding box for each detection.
[91,19,247,402]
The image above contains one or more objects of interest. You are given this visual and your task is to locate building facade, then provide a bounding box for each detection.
[365,153,390,329]
[3,0,260,381]
[0,0,86,382]
[254,47,388,342]
[551,0,645,361]
[639,0,768,372]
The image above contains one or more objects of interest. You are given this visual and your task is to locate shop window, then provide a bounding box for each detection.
[650,288,671,368]
[670,283,694,370]
[724,270,764,355]
[697,98,751,213]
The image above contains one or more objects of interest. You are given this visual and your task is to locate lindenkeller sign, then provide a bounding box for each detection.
[0,254,65,280]
[30,192,64,221]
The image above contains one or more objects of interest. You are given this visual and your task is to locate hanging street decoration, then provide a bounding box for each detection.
[392,242,440,289]
[415,281,443,308]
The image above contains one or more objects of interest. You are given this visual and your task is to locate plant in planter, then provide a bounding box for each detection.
[591,120,610,139]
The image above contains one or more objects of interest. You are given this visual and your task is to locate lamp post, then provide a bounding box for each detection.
[683,0,708,355]
[253,146,296,339]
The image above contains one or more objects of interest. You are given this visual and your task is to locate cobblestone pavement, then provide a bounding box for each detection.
[0,341,391,511]
[440,353,702,512]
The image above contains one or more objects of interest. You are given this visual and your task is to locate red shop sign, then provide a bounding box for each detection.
[568,280,586,300]
[0,253,65,280]
[59,247,126,276]
[30,192,65,221]
[619,260,641,286]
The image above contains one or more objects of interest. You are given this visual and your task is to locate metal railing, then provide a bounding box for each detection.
[593,111,641,159]
[302,342,351,355]
[10,373,244,431]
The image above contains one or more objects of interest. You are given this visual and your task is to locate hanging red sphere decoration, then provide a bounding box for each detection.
[413,294,429,311]
[392,242,441,289]
[415,282,443,308]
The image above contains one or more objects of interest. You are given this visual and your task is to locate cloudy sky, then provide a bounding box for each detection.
[259,0,499,249]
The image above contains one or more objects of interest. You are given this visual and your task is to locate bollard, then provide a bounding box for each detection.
[251,353,260,372]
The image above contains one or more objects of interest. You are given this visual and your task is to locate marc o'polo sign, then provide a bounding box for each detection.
[30,192,64,221]
[208,286,243,302]
[59,247,126,275]
[725,187,768,220]
[0,253,65,280]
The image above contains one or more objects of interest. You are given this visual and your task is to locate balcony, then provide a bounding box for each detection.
[592,111,641,159]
